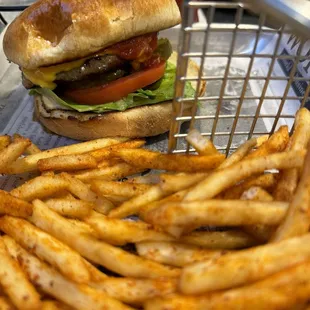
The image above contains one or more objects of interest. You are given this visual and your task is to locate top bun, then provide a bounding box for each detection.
[3,0,181,69]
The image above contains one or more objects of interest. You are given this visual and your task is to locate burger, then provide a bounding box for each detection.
[3,0,204,140]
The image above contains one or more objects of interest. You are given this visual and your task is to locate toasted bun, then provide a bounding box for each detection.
[34,53,206,140]
[3,0,180,69]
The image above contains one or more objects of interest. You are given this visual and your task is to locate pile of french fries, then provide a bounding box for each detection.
[0,108,309,309]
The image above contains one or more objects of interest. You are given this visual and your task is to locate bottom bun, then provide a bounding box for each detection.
[34,96,193,140]
[34,52,206,140]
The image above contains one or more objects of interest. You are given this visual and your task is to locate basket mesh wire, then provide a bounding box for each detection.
[168,1,310,155]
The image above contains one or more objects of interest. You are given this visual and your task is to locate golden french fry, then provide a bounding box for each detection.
[3,236,132,310]
[44,198,93,219]
[91,180,153,198]
[90,139,145,161]
[145,259,310,310]
[97,158,123,168]
[84,211,174,245]
[273,108,310,201]
[219,135,269,169]
[221,173,279,199]
[0,135,11,152]
[0,190,33,217]
[38,154,97,172]
[136,241,231,267]
[13,134,41,155]
[184,150,305,202]
[139,188,188,221]
[72,163,145,182]
[110,173,209,219]
[0,296,16,310]
[144,200,288,229]
[6,137,128,174]
[241,186,274,242]
[0,237,41,310]
[180,232,310,294]
[10,176,68,201]
[59,173,115,214]
[0,216,91,284]
[271,145,310,241]
[240,186,273,201]
[185,129,219,155]
[245,125,289,159]
[90,277,177,305]
[114,148,225,172]
[30,200,180,278]
[180,230,258,249]
[102,195,128,205]
[0,135,31,173]
[109,185,165,218]
[159,173,208,193]
[126,173,161,184]
[42,300,73,310]
[67,219,99,237]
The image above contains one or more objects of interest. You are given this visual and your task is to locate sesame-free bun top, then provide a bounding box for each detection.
[3,0,181,69]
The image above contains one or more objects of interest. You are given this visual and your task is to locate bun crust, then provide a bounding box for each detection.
[35,53,206,140]
[35,98,194,140]
[4,0,180,69]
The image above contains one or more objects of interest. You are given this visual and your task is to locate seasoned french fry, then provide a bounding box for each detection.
[241,186,273,201]
[0,237,41,310]
[114,148,225,172]
[67,219,99,237]
[90,277,177,305]
[145,200,288,229]
[245,125,289,159]
[38,154,97,172]
[13,134,41,155]
[109,185,165,218]
[127,173,161,184]
[91,180,153,198]
[273,108,310,201]
[146,259,310,310]
[0,190,33,217]
[72,163,145,181]
[159,173,208,193]
[241,186,274,242]
[110,173,209,219]
[44,198,93,219]
[0,135,31,173]
[10,176,68,201]
[97,158,123,168]
[221,173,279,199]
[6,137,128,174]
[42,300,73,310]
[3,236,132,310]
[84,211,174,245]
[271,145,310,241]
[0,216,91,284]
[59,173,115,214]
[136,241,231,267]
[219,135,269,169]
[184,150,305,201]
[0,135,11,152]
[30,200,180,278]
[180,232,310,294]
[180,230,258,249]
[90,139,145,161]
[0,296,16,310]
[185,129,219,155]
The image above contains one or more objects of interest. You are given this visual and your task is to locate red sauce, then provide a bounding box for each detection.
[105,33,158,62]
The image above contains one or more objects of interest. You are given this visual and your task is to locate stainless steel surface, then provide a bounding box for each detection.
[168,1,310,155]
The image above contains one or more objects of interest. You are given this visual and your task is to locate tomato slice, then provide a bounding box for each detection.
[64,61,166,105]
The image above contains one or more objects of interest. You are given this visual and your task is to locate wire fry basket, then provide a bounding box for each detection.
[168,0,310,155]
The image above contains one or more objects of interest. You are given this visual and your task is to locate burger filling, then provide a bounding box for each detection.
[26,33,195,113]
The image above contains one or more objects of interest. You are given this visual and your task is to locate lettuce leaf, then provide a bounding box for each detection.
[29,61,195,114]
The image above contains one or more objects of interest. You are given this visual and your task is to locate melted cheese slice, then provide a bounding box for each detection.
[22,57,88,89]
